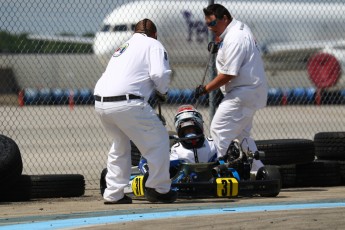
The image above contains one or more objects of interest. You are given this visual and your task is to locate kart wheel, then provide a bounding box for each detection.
[256,165,281,197]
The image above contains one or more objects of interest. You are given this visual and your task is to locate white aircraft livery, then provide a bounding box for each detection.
[93,0,345,89]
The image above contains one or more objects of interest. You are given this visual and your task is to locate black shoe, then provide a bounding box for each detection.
[145,187,177,203]
[104,195,132,204]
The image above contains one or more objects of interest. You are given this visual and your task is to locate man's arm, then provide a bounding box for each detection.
[204,73,235,93]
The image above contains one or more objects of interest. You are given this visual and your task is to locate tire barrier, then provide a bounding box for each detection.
[255,139,315,165]
[0,174,85,202]
[18,87,345,106]
[0,134,85,202]
[0,135,23,188]
[279,160,342,188]
[314,132,345,160]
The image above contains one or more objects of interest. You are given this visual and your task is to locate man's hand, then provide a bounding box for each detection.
[155,90,168,103]
[194,85,207,99]
[208,41,219,54]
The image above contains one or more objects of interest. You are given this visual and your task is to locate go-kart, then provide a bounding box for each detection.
[100,139,281,199]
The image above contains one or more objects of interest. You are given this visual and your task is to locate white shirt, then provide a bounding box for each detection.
[94,33,172,100]
[170,138,217,163]
[216,19,268,108]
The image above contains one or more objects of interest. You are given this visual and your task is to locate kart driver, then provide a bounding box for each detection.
[170,104,217,163]
[139,105,218,177]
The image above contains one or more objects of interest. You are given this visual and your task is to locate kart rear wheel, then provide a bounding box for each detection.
[256,165,281,197]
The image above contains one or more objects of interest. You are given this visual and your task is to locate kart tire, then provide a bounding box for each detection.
[339,161,345,184]
[255,139,315,165]
[278,164,297,188]
[0,175,31,202]
[29,174,85,198]
[314,132,345,160]
[256,165,281,197]
[0,135,23,187]
[295,160,341,187]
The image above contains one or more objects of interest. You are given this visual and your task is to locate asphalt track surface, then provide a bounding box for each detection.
[1,186,345,229]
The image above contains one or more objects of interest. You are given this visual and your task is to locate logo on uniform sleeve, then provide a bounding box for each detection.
[113,43,129,57]
[164,51,168,60]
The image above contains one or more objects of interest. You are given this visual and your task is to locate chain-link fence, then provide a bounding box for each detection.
[1,0,345,189]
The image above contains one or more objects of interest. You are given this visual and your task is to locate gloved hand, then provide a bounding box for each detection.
[155,90,168,103]
[208,41,219,54]
[194,85,207,99]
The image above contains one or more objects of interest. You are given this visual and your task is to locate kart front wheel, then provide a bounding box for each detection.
[256,165,281,197]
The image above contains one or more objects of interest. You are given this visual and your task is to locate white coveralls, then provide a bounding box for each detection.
[211,19,268,172]
[94,33,172,202]
[170,137,217,163]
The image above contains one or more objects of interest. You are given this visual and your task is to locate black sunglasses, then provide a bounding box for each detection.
[207,19,217,27]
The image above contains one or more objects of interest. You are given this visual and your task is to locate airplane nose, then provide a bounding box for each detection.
[93,31,132,56]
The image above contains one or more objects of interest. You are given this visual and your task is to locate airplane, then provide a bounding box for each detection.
[92,0,345,90]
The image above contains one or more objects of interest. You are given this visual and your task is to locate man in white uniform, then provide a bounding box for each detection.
[94,18,177,204]
[195,4,268,174]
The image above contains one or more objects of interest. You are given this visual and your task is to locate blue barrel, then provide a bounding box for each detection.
[340,90,345,104]
[51,88,68,105]
[181,89,195,104]
[24,88,39,105]
[38,88,52,105]
[267,88,283,106]
[167,88,180,104]
[79,88,93,104]
[305,87,316,104]
[291,87,306,105]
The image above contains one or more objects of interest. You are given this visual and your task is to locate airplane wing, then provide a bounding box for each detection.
[263,39,345,70]
[27,34,94,44]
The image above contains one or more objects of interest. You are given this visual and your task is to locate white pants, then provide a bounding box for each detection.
[95,100,171,201]
[210,88,265,172]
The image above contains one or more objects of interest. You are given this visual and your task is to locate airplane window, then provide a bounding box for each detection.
[113,25,127,31]
[131,24,136,31]
[101,25,110,32]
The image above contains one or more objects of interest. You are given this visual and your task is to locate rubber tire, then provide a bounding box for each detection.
[255,139,315,165]
[256,165,281,197]
[278,164,297,188]
[29,174,85,198]
[295,160,341,187]
[0,135,23,187]
[314,132,345,160]
[338,161,345,184]
[0,175,31,202]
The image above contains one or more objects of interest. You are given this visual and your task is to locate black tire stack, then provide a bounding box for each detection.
[0,134,85,202]
[259,133,345,188]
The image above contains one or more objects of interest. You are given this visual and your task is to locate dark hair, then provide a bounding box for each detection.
[203,4,232,20]
[135,18,157,38]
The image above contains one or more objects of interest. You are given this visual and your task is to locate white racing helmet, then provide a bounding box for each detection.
[174,104,205,149]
